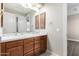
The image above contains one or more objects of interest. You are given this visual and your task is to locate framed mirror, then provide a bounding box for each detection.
[3,3,37,34]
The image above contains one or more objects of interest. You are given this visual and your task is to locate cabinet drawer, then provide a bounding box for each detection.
[34,37,40,44]
[24,38,33,45]
[35,39,40,43]
[24,50,33,56]
[41,35,47,39]
[24,42,33,47]
[35,37,40,41]
[6,40,23,49]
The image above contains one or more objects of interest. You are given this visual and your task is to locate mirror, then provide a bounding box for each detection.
[3,3,37,34]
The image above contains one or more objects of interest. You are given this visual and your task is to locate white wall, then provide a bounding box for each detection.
[46,3,67,56]
[33,3,67,56]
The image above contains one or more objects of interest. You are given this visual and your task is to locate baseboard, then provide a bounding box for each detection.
[46,49,59,56]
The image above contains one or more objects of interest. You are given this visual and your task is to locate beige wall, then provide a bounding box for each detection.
[45,3,67,56]
[68,15,79,39]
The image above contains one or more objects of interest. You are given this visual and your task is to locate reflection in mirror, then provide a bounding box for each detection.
[3,3,37,34]
[16,17,18,32]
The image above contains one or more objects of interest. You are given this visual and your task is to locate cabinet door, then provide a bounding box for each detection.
[35,15,39,29]
[0,43,6,56]
[40,12,46,29]
[34,37,41,56]
[40,35,47,53]
[6,46,23,56]
[24,38,34,56]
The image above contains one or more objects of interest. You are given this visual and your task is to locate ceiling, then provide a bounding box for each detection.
[4,3,36,16]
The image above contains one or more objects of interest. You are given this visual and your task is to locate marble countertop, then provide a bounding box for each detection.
[0,32,47,43]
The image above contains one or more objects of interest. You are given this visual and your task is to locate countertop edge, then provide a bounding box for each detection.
[0,34,47,43]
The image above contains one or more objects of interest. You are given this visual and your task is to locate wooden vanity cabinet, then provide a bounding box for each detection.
[40,35,47,54]
[0,35,47,56]
[24,38,34,56]
[5,40,23,56]
[34,35,47,55]
[6,46,23,56]
[34,36,41,56]
[0,43,6,56]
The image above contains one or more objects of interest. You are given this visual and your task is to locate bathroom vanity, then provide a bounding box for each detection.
[0,34,47,56]
[0,3,47,56]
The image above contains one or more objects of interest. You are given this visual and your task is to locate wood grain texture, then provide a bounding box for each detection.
[34,37,40,49]
[6,40,23,49]
[35,15,39,29]
[6,46,23,56]
[0,35,47,56]
[40,12,46,29]
[0,43,6,56]
[24,38,34,55]
[34,36,41,55]
[40,35,47,53]
[24,50,33,56]
[34,48,40,56]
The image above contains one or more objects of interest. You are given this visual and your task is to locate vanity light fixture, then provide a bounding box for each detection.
[20,3,44,11]
[31,3,44,9]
